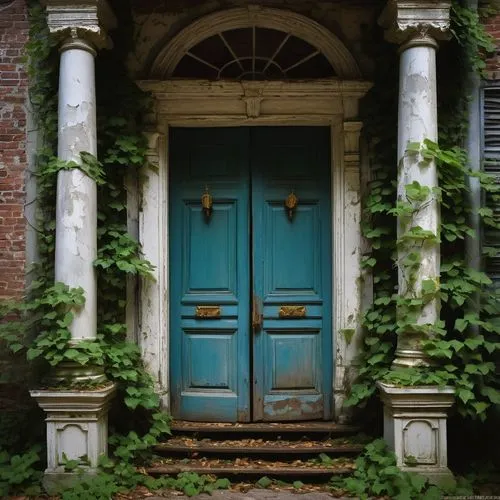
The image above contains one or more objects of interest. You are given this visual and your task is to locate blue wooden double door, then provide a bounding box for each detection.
[170,127,332,422]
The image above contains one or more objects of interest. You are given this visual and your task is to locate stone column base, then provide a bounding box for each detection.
[30,383,116,494]
[377,382,455,487]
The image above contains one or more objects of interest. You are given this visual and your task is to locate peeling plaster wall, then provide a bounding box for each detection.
[126,0,383,78]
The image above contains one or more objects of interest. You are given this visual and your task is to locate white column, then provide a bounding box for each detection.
[377,2,456,486]
[44,0,115,347]
[380,0,452,367]
[55,38,98,342]
[31,3,117,492]
[394,35,440,367]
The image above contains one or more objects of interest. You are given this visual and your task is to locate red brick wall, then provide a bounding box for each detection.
[485,11,500,79]
[0,0,28,300]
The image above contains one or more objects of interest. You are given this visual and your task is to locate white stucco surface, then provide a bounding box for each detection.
[55,42,98,341]
[379,0,452,367]
[397,40,440,325]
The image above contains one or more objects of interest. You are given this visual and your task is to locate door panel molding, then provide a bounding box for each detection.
[133,79,370,421]
[182,200,238,300]
[169,128,251,422]
[251,127,331,421]
[265,202,321,298]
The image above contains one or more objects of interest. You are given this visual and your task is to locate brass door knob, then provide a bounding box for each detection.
[252,295,263,332]
[285,191,298,221]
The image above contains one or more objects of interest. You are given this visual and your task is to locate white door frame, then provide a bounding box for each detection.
[131,78,371,420]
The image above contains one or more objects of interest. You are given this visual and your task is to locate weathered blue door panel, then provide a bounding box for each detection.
[170,127,332,422]
[169,128,251,422]
[251,127,332,421]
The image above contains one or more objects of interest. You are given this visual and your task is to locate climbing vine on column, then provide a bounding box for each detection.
[347,0,500,421]
[0,0,499,495]
[0,0,171,485]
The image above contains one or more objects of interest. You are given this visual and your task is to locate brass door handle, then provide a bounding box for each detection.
[252,295,263,332]
[279,305,306,318]
[195,305,221,318]
[285,191,298,221]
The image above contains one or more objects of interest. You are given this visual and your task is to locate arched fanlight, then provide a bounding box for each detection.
[172,26,335,81]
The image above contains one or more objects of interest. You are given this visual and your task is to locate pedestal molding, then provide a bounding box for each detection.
[378,382,455,408]
[30,383,116,413]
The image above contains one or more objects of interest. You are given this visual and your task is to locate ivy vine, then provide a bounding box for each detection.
[347,0,500,422]
[0,0,499,496]
[0,0,171,494]
[330,439,474,499]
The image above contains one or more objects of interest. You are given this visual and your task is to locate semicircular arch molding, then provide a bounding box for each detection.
[149,6,362,80]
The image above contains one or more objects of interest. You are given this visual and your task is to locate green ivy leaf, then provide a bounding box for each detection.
[471,401,490,414]
[457,389,475,404]
[257,476,273,489]
[480,387,500,404]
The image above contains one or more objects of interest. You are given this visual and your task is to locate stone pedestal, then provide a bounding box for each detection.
[378,382,455,486]
[30,383,115,494]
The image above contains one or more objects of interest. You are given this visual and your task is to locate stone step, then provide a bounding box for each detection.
[154,437,365,456]
[147,456,356,478]
[170,420,359,437]
[155,421,365,482]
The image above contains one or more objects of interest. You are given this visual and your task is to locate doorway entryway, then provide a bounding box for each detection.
[169,126,332,422]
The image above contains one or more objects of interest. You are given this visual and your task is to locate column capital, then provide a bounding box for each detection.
[379,0,452,46]
[43,0,117,51]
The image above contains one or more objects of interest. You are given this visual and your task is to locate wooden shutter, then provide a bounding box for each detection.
[482,84,500,283]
